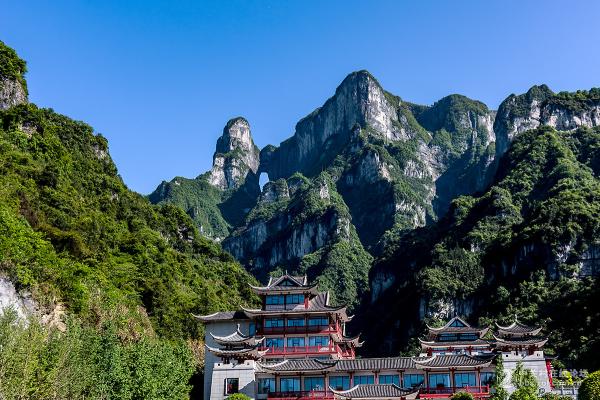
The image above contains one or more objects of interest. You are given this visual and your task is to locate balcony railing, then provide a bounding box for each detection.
[268,390,334,400]
[259,325,337,335]
[420,386,490,397]
[259,344,354,358]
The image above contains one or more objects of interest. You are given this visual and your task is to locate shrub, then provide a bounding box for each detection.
[452,392,475,400]
[579,371,600,400]
[227,393,252,400]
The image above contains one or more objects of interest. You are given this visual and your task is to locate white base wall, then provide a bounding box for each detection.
[210,360,257,400]
[501,351,551,395]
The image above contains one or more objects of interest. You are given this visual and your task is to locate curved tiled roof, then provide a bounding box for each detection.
[193,310,249,322]
[426,317,488,335]
[242,292,349,320]
[205,344,268,359]
[414,354,495,369]
[335,357,420,371]
[210,324,264,346]
[331,384,419,400]
[258,358,337,372]
[495,320,542,336]
[419,338,492,348]
[493,335,548,346]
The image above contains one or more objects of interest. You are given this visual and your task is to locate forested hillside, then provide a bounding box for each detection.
[0,40,258,398]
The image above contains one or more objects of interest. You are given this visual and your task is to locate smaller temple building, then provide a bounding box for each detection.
[196,274,553,400]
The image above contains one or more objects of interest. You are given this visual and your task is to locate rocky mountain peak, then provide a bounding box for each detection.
[263,70,408,181]
[208,117,260,190]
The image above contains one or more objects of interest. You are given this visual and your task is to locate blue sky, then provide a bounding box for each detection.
[2,1,599,194]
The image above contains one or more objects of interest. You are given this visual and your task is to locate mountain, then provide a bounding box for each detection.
[150,71,500,310]
[0,40,258,397]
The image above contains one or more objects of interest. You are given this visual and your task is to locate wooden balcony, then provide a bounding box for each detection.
[420,385,490,398]
[268,390,334,400]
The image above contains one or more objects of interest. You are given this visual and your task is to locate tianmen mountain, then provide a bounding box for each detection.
[1,36,599,399]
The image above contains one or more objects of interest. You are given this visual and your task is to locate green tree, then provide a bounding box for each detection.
[491,356,509,400]
[578,370,600,400]
[509,362,540,400]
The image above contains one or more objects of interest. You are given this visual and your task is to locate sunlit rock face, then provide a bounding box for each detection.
[0,77,27,110]
[263,70,413,181]
[208,117,260,190]
[494,85,600,157]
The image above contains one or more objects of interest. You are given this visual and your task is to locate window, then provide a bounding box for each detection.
[287,318,306,327]
[287,337,305,347]
[258,378,276,394]
[304,377,325,391]
[286,294,304,304]
[224,378,239,395]
[458,333,479,341]
[480,372,495,386]
[329,376,350,391]
[249,322,256,336]
[379,375,400,385]
[439,334,458,342]
[429,373,450,388]
[279,279,296,286]
[265,318,284,328]
[454,373,477,387]
[280,377,301,392]
[403,374,424,388]
[354,375,374,385]
[449,319,467,327]
[309,336,330,347]
[265,338,284,348]
[266,295,285,305]
[308,317,330,326]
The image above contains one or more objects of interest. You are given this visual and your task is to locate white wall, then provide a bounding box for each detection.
[204,320,252,400]
[210,360,257,400]
[501,352,552,395]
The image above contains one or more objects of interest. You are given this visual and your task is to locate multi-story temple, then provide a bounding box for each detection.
[196,274,552,400]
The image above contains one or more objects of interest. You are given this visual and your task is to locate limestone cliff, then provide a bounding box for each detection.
[208,117,260,190]
[0,40,28,110]
[222,172,372,310]
[494,85,600,156]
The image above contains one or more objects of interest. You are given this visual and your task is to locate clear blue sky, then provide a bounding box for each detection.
[2,1,599,194]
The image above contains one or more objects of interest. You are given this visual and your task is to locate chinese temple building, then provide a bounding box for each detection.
[196,275,552,400]
[419,317,492,356]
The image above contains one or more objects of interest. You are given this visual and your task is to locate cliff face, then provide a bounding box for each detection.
[0,77,27,110]
[494,85,600,156]
[223,173,372,311]
[0,40,28,110]
[262,71,415,181]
